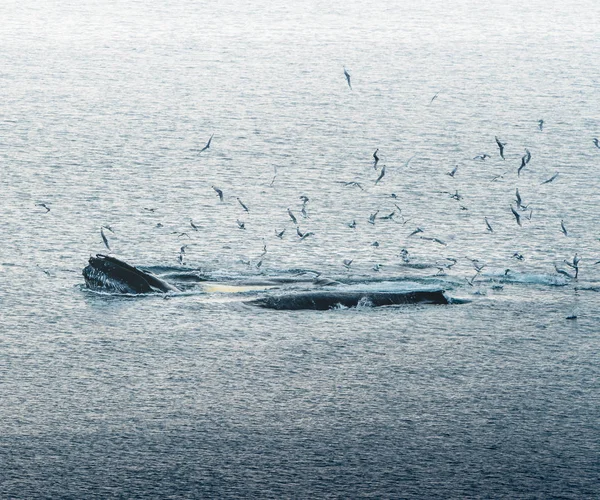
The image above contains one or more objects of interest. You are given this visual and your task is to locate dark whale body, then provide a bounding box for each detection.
[248,289,448,310]
[82,255,450,309]
[83,254,180,294]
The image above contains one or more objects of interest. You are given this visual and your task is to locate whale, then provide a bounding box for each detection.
[82,255,450,309]
[83,254,180,294]
[247,289,449,310]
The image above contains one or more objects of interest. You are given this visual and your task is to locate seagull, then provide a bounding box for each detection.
[518,155,527,176]
[408,227,424,237]
[405,154,417,167]
[449,190,462,201]
[375,165,386,184]
[538,119,544,131]
[339,181,365,190]
[447,165,458,177]
[485,217,494,232]
[541,172,559,184]
[515,188,523,209]
[198,133,214,153]
[190,219,200,231]
[420,236,447,246]
[561,220,568,236]
[594,138,600,149]
[297,228,314,240]
[343,67,352,90]
[495,136,506,160]
[100,227,111,251]
[473,153,491,161]
[237,197,249,212]
[554,263,572,278]
[400,248,410,263]
[287,208,297,225]
[373,149,379,169]
[275,228,286,238]
[36,203,50,212]
[564,253,580,278]
[510,205,522,226]
[212,186,224,201]
[236,220,246,230]
[368,210,379,225]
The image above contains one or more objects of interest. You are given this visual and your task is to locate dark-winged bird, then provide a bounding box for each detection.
[343,67,352,90]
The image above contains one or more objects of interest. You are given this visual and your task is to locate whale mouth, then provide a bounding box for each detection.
[83,254,180,294]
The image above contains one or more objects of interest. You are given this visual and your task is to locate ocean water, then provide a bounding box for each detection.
[1,0,599,497]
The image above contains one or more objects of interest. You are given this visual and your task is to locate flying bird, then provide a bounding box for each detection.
[541,172,559,184]
[510,205,522,226]
[198,133,214,153]
[538,119,544,131]
[343,67,352,90]
[100,227,111,251]
[375,165,386,184]
[515,188,523,209]
[212,186,224,201]
[373,149,379,169]
[36,203,50,212]
[495,136,506,160]
[485,217,494,233]
[473,153,491,161]
[237,197,249,212]
[338,181,364,190]
[287,208,297,225]
[408,227,424,237]
[561,220,568,236]
[297,228,314,240]
[518,155,527,176]
[447,165,458,177]
[343,259,353,269]
[236,220,246,230]
[594,138,600,149]
[275,228,286,238]
[190,219,200,231]
[429,92,439,105]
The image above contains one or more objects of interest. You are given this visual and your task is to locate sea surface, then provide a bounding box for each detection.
[1,0,599,498]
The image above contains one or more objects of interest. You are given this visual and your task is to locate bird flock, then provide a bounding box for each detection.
[34,67,600,286]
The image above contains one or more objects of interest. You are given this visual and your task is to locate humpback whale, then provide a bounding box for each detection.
[82,255,451,310]
[248,289,449,310]
[83,254,180,294]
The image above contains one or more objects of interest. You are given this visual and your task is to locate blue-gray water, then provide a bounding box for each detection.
[2,0,599,498]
